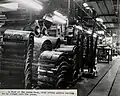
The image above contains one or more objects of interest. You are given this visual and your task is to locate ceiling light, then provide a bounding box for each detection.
[113,33,117,36]
[83,3,88,7]
[97,31,104,35]
[96,18,103,23]
[86,7,91,10]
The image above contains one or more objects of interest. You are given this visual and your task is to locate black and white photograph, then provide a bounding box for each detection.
[0,0,120,96]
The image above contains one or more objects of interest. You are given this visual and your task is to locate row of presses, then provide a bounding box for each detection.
[0,25,98,89]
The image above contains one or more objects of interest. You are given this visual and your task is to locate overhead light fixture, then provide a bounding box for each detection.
[96,18,103,23]
[15,0,43,11]
[86,7,91,10]
[83,3,88,8]
[83,3,93,13]
[97,31,104,35]
[113,33,117,36]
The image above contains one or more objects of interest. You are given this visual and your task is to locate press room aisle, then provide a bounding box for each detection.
[108,56,120,96]
[75,56,120,96]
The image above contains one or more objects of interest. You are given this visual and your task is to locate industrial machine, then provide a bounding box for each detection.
[37,26,99,88]
[0,29,52,88]
[97,45,111,63]
[0,24,98,89]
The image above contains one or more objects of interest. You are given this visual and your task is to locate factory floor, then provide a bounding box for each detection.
[75,56,120,96]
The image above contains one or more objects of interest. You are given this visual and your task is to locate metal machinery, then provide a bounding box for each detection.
[37,51,73,88]
[0,29,52,88]
[42,36,61,49]
[65,25,98,76]
[37,25,99,88]
[0,25,98,89]
[37,28,83,88]
[97,45,111,63]
[0,29,75,89]
[83,34,98,76]
[23,20,61,50]
[0,0,115,90]
[112,48,118,56]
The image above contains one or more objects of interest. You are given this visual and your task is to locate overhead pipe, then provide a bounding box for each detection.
[103,21,118,24]
[107,27,118,29]
[96,14,117,17]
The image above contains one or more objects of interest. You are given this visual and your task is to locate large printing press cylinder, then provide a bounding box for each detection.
[42,36,61,49]
[33,37,52,63]
[0,29,53,88]
[32,37,52,86]
[55,45,76,57]
[54,45,80,72]
[0,29,32,88]
[37,51,73,88]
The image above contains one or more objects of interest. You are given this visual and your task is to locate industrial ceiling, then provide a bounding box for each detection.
[0,0,119,34]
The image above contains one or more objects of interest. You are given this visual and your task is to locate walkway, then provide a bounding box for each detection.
[75,56,120,96]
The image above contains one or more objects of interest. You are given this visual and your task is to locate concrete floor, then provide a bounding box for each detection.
[75,56,120,96]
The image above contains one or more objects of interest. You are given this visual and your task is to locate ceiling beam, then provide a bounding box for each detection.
[103,22,118,24]
[103,0,110,14]
[110,0,114,11]
[96,14,117,17]
[103,0,112,27]
[87,0,114,2]
[107,27,118,29]
[87,0,104,1]
[96,0,110,26]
